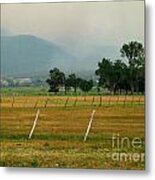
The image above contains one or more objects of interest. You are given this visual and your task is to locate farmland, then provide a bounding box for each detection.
[0,95,144,169]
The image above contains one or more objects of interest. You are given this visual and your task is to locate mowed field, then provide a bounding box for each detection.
[0,95,145,169]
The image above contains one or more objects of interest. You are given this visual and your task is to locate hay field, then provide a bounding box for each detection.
[0,95,144,169]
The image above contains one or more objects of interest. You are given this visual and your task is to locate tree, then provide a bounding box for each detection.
[120,41,144,68]
[79,79,93,92]
[46,68,65,94]
[137,64,145,94]
[67,73,78,93]
[64,78,71,94]
[95,58,131,94]
[120,41,145,94]
[95,58,113,88]
[112,60,127,94]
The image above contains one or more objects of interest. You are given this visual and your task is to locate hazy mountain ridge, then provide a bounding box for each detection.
[1,35,77,77]
[1,34,119,78]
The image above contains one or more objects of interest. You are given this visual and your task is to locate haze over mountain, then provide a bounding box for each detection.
[1,34,76,77]
[1,2,144,78]
[1,34,120,78]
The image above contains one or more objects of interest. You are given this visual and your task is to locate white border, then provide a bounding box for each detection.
[0,0,155,179]
[0,0,145,3]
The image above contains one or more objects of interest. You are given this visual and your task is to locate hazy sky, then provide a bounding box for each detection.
[1,1,144,47]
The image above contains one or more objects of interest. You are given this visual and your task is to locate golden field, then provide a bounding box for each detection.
[0,95,144,169]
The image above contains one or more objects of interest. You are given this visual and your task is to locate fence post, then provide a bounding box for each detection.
[91,96,95,106]
[117,96,119,105]
[64,97,69,108]
[99,95,102,107]
[28,109,40,139]
[84,110,96,142]
[131,95,134,106]
[44,98,49,108]
[108,96,111,106]
[11,94,15,108]
[24,98,28,108]
[74,96,77,107]
[139,96,141,105]
[34,100,38,109]
[123,95,126,107]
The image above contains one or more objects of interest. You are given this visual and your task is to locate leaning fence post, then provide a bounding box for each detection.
[34,100,38,109]
[28,109,40,139]
[83,109,96,142]
[74,96,77,107]
[64,97,69,108]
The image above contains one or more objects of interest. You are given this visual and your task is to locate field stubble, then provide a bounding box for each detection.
[0,95,144,169]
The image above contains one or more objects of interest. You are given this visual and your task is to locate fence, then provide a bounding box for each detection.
[1,95,144,143]
[1,95,144,109]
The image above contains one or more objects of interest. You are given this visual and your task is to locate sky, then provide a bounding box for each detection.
[1,1,144,48]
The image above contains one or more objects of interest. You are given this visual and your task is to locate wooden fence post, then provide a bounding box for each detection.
[44,98,49,108]
[99,95,102,107]
[91,96,95,106]
[123,95,126,107]
[83,110,96,142]
[139,96,141,105]
[131,95,134,106]
[74,96,77,107]
[108,96,111,105]
[12,94,15,108]
[64,97,69,108]
[117,96,119,104]
[34,100,38,109]
[28,109,40,139]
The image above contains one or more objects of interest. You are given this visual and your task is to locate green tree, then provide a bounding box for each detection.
[96,58,131,94]
[120,41,144,68]
[46,68,65,94]
[79,79,93,93]
[120,41,145,94]
[112,60,127,94]
[95,58,115,93]
[64,78,71,94]
[67,73,78,93]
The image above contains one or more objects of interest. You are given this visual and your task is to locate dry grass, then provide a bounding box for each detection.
[0,95,144,169]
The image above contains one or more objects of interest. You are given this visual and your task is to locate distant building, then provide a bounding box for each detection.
[17,78,33,86]
[0,79,9,87]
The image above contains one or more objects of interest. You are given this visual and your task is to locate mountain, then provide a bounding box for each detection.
[1,35,76,77]
[1,34,120,78]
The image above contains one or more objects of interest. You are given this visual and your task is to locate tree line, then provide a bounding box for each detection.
[46,41,145,95]
[46,69,93,94]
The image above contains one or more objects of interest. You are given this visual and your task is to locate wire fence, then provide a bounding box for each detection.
[1,95,144,109]
[1,95,144,144]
